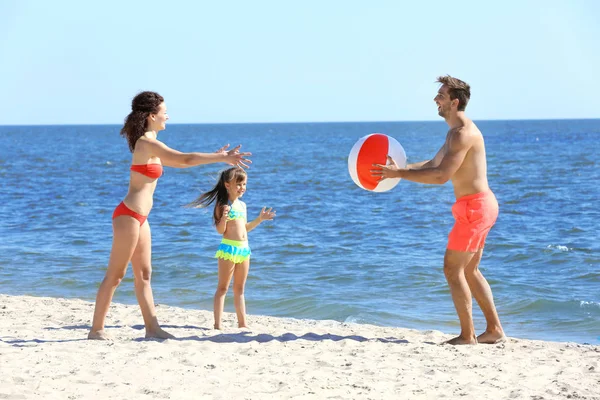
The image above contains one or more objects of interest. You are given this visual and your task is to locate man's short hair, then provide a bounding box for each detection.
[437,75,471,111]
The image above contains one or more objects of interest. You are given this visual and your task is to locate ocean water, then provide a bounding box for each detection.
[0,120,599,344]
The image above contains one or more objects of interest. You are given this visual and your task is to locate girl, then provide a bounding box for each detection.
[189,167,275,329]
[88,91,252,341]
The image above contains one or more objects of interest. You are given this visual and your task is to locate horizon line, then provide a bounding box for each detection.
[0,117,599,127]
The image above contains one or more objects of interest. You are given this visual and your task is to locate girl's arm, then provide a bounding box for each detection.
[246,206,276,233]
[215,205,229,234]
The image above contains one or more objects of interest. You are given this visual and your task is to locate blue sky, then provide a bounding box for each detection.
[1,0,598,124]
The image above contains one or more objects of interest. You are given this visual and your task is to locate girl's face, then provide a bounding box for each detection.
[225,177,247,199]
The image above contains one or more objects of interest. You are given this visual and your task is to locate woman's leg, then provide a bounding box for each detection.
[130,221,174,339]
[213,258,235,330]
[233,259,250,328]
[88,216,139,340]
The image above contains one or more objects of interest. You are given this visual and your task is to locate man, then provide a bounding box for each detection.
[371,75,505,345]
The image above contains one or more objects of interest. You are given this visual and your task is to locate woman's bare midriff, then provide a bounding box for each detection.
[122,174,159,215]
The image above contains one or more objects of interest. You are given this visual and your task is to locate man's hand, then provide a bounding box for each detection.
[371,155,404,181]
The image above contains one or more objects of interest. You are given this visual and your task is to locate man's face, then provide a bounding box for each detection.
[434,85,453,118]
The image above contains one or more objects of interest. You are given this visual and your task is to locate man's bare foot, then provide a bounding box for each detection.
[477,330,506,344]
[443,335,477,345]
[88,330,113,341]
[145,328,175,340]
[214,324,222,330]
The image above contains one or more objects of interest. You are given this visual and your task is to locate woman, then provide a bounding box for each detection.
[88,91,251,340]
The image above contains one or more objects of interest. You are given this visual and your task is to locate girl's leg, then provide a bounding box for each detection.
[130,221,174,339]
[88,216,140,340]
[213,258,235,329]
[233,259,250,328]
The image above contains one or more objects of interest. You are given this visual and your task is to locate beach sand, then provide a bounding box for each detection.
[0,294,598,399]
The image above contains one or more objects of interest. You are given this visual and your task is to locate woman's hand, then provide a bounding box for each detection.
[216,144,252,169]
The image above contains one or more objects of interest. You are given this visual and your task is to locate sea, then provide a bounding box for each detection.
[1,119,599,344]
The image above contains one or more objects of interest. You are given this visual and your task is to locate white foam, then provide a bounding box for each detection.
[579,301,600,309]
[547,245,570,252]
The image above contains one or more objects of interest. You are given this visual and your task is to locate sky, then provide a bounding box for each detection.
[0,0,599,124]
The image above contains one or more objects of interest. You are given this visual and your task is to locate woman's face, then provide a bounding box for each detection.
[149,102,169,131]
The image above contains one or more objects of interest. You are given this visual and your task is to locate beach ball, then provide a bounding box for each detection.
[348,133,407,192]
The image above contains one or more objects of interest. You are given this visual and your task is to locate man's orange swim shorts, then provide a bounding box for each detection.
[447,190,498,253]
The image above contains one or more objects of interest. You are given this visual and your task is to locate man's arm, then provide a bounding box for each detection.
[407,145,445,170]
[397,129,471,184]
[406,159,430,169]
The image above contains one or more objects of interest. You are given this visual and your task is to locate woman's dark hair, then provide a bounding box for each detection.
[187,167,247,225]
[120,91,164,152]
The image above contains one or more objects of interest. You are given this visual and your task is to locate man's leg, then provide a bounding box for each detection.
[443,249,478,345]
[464,248,505,344]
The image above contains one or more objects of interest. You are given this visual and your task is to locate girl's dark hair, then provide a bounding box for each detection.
[187,167,247,225]
[120,91,164,152]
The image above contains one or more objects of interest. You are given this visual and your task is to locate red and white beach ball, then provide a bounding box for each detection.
[348,133,407,192]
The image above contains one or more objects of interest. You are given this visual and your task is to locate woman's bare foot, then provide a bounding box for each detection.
[477,330,506,344]
[145,328,175,340]
[214,324,222,330]
[443,335,477,345]
[88,330,113,341]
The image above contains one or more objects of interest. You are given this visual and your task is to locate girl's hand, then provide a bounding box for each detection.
[259,207,276,221]
[221,205,231,218]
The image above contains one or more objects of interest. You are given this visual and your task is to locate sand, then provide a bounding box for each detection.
[0,294,598,399]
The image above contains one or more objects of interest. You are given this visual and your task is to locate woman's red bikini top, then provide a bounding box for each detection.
[130,163,163,179]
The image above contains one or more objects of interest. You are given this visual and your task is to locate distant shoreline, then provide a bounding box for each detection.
[1,118,599,127]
